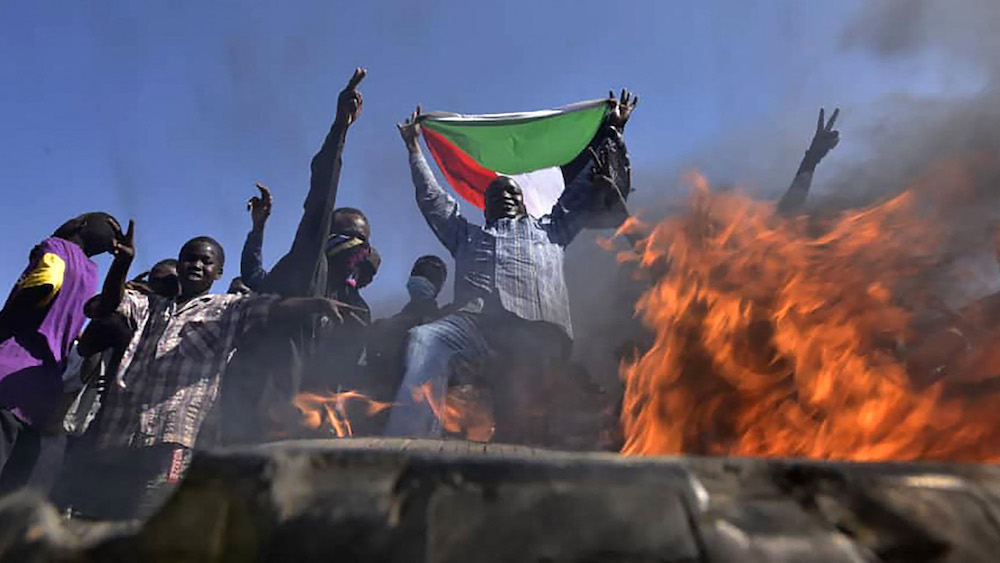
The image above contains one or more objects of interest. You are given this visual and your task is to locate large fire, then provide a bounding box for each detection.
[619,171,1000,462]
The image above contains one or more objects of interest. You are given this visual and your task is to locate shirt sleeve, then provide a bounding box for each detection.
[542,165,596,247]
[16,252,66,307]
[227,294,278,338]
[115,288,149,330]
[411,145,467,256]
[240,228,269,291]
[290,118,349,263]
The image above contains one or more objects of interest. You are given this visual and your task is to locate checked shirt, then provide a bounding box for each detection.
[92,289,273,449]
[409,147,593,338]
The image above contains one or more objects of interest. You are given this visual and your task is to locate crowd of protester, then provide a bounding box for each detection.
[0,67,847,521]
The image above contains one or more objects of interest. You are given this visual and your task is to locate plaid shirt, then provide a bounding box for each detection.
[410,148,592,338]
[92,289,273,449]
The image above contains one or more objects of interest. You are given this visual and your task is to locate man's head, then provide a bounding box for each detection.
[329,207,370,241]
[326,207,372,287]
[148,259,179,298]
[411,255,447,293]
[407,255,447,302]
[177,236,225,298]
[53,212,123,257]
[484,177,527,223]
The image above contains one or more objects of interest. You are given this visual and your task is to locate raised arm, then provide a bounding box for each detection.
[547,89,639,245]
[398,106,466,255]
[88,220,135,319]
[778,107,840,214]
[287,68,366,262]
[240,183,272,291]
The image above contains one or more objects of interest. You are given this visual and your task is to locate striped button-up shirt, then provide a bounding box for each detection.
[410,148,592,338]
[93,289,273,449]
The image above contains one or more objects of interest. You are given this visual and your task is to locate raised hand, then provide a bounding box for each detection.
[607,88,639,130]
[315,297,369,324]
[126,271,153,295]
[397,105,423,151]
[807,107,840,162]
[337,67,367,126]
[247,182,273,230]
[112,219,135,263]
[587,146,627,208]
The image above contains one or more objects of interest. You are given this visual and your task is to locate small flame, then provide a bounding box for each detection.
[412,383,495,442]
[293,391,392,438]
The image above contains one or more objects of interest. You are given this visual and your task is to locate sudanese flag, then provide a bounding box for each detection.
[419,99,611,218]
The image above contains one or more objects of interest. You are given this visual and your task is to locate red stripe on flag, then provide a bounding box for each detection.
[422,128,497,210]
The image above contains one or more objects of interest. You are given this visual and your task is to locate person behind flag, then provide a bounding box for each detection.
[386,93,637,437]
[0,212,124,491]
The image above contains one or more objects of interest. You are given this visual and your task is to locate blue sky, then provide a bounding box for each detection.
[0,1,983,314]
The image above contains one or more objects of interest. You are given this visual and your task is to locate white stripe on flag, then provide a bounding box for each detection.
[510,167,565,219]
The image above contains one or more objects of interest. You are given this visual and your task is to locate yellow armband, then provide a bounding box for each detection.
[16,252,66,307]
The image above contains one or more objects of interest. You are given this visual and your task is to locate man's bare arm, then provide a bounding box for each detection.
[88,220,135,318]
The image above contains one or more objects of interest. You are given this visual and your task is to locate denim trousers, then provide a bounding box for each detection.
[384,312,490,437]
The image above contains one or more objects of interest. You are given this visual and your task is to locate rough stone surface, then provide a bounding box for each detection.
[4,439,1000,561]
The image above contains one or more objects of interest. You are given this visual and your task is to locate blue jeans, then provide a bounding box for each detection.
[384,312,490,437]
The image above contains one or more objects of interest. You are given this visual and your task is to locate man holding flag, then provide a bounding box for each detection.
[387,92,637,437]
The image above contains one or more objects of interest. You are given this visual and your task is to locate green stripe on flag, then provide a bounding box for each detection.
[422,104,608,175]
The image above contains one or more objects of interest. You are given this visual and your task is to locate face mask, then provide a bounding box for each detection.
[325,234,366,258]
[326,235,370,287]
[406,275,439,302]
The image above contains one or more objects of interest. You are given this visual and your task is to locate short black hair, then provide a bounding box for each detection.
[411,255,447,290]
[330,207,371,241]
[332,207,368,223]
[181,236,226,267]
[152,258,178,271]
[53,212,118,240]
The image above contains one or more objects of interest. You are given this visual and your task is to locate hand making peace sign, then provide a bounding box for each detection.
[808,107,840,161]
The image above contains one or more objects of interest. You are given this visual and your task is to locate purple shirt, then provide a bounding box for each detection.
[0,237,98,426]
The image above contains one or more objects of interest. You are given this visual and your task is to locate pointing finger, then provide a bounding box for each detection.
[817,108,825,132]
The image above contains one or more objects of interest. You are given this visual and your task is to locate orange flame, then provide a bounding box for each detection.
[293,391,392,438]
[412,383,495,442]
[620,172,1000,462]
